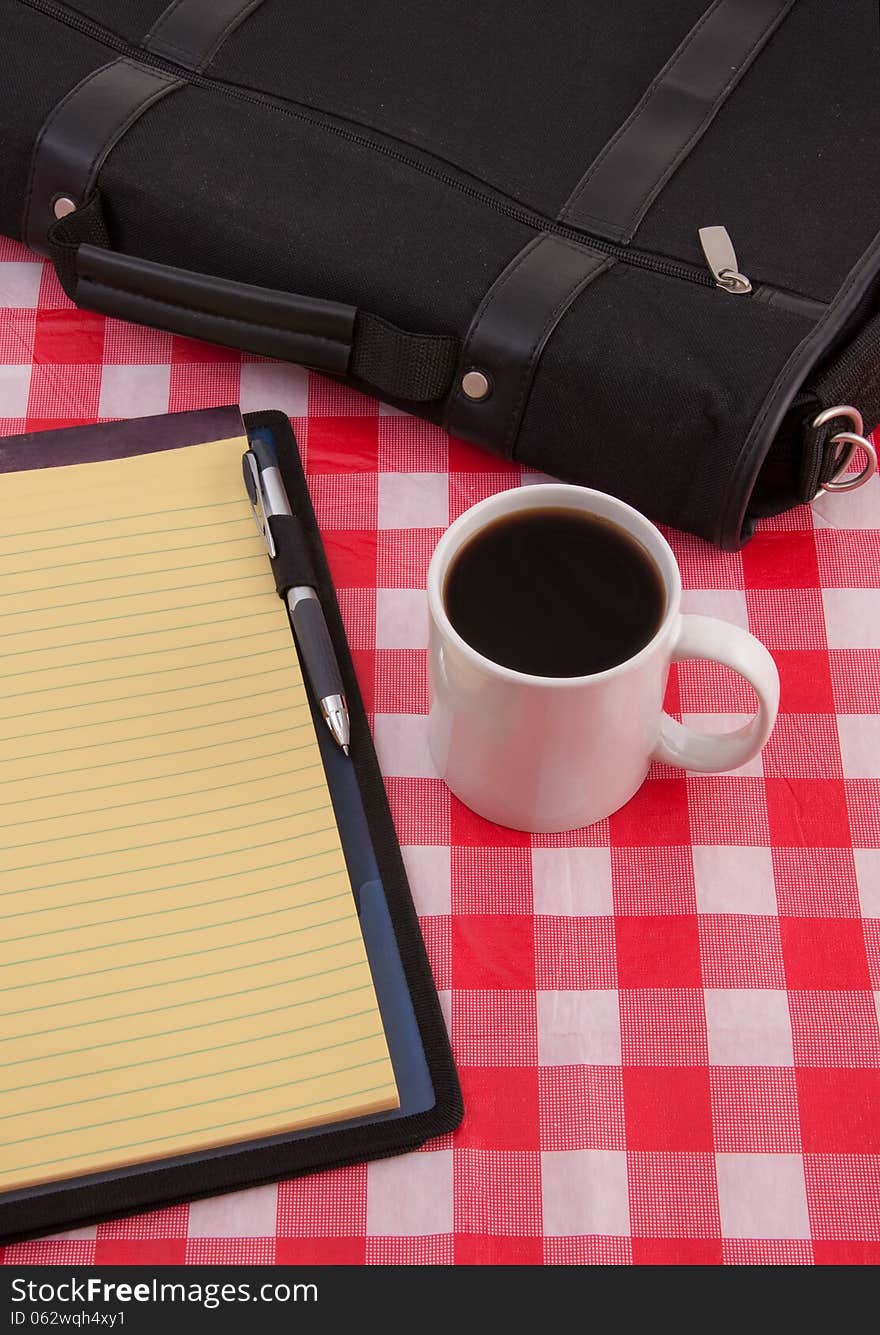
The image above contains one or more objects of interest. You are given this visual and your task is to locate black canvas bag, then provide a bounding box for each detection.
[1,0,878,548]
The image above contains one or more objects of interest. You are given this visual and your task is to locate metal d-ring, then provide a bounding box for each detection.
[812,405,878,494]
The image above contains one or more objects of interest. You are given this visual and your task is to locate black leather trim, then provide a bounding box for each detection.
[721,224,880,548]
[143,0,268,71]
[560,0,797,243]
[75,244,357,372]
[752,285,828,324]
[22,59,183,256]
[444,235,614,457]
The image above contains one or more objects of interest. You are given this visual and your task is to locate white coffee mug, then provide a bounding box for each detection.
[427,484,780,833]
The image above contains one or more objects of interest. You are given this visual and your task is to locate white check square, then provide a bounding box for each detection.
[855,850,880,918]
[367,1150,453,1235]
[377,472,448,530]
[680,588,750,631]
[375,588,428,648]
[0,262,43,308]
[531,848,613,916]
[692,846,777,915]
[812,474,880,531]
[716,1153,810,1239]
[705,989,794,1066]
[239,361,309,417]
[0,364,31,416]
[188,1184,278,1237]
[373,713,437,778]
[98,364,170,418]
[682,715,764,777]
[537,990,621,1066]
[837,715,880,778]
[822,589,880,649]
[401,845,451,915]
[542,1150,630,1236]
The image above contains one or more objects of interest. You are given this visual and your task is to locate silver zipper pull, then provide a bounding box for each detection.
[698,226,752,295]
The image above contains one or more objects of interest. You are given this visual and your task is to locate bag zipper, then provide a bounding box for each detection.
[21,0,742,295]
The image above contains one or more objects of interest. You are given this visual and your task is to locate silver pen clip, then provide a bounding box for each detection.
[242,450,276,558]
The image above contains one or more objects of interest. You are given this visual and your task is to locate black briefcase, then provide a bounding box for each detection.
[2,0,878,546]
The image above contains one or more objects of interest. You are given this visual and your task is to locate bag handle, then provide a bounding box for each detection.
[47,195,459,403]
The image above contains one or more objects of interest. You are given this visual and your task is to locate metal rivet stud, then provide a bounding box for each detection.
[461,369,491,401]
[53,196,77,220]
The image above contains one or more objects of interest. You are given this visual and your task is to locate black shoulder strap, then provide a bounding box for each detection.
[559,0,798,243]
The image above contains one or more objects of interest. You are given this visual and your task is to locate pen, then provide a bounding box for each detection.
[243,436,351,754]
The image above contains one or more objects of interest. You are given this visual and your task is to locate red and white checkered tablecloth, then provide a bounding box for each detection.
[1,236,879,1266]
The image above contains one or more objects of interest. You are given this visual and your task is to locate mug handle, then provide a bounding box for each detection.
[652,614,780,773]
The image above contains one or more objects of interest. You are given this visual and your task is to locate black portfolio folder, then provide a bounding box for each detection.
[0,407,461,1243]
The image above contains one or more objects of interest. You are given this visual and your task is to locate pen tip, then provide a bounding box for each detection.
[343,745,350,757]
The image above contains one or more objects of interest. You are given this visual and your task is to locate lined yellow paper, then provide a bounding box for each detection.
[0,435,397,1193]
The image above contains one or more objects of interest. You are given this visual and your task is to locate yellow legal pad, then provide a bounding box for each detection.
[0,434,398,1193]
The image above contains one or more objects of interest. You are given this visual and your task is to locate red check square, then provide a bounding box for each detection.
[456,1067,540,1150]
[453,1148,542,1236]
[623,1068,714,1151]
[455,1236,544,1264]
[780,917,872,990]
[615,915,702,988]
[322,528,378,588]
[534,916,617,989]
[538,1066,626,1152]
[804,1154,880,1240]
[349,647,375,714]
[2,1242,97,1266]
[32,307,105,363]
[765,778,853,847]
[451,847,533,914]
[619,988,708,1065]
[420,914,452,989]
[452,915,534,990]
[631,1237,722,1264]
[170,333,241,364]
[710,1068,802,1153]
[774,650,836,714]
[788,990,880,1067]
[277,1238,366,1264]
[453,989,538,1066]
[797,1070,880,1152]
[742,529,820,589]
[276,1165,366,1236]
[448,435,519,473]
[384,776,450,846]
[627,1151,720,1236]
[814,1242,880,1265]
[698,916,785,989]
[93,1239,188,1264]
[367,1237,454,1264]
[450,796,531,848]
[609,778,691,846]
[308,416,379,472]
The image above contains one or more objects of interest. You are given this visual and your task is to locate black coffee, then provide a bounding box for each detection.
[443,507,665,677]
